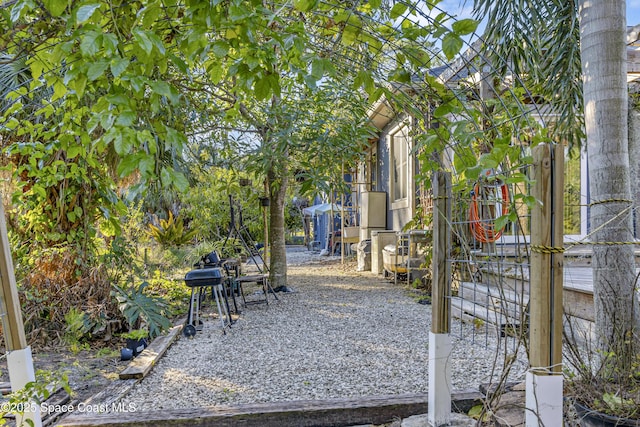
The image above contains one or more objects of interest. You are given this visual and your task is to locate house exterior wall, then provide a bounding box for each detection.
[373,113,418,232]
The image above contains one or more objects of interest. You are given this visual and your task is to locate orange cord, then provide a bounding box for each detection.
[469,183,510,243]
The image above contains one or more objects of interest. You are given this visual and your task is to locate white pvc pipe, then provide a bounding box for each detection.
[428,332,452,427]
[7,346,42,427]
[525,370,563,427]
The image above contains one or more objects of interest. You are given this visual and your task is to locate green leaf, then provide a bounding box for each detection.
[110,58,130,78]
[293,0,317,12]
[51,80,67,101]
[172,172,189,192]
[160,167,171,187]
[67,145,82,159]
[113,131,131,155]
[149,81,173,98]
[254,75,271,101]
[80,31,101,56]
[133,29,153,55]
[117,154,141,177]
[10,0,34,23]
[433,103,454,118]
[87,61,109,81]
[115,111,136,127]
[212,41,230,58]
[390,3,407,19]
[76,4,100,24]
[311,58,324,79]
[442,32,463,60]
[494,214,510,233]
[452,18,479,36]
[43,0,67,16]
[72,74,87,98]
[207,62,224,84]
[138,156,154,176]
[141,2,162,27]
[303,74,317,90]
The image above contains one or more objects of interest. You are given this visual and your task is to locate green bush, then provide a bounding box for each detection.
[111,281,171,339]
[145,270,191,317]
[147,211,197,247]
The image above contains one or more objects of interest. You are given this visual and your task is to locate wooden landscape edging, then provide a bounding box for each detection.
[56,391,483,427]
[119,320,184,380]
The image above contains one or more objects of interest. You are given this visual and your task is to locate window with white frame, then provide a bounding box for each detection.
[501,142,587,242]
[389,123,410,209]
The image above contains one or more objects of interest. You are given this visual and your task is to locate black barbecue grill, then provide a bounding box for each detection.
[184,267,231,336]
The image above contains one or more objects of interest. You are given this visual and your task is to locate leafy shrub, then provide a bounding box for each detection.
[145,270,191,317]
[0,370,71,426]
[147,211,197,247]
[63,307,92,353]
[111,282,171,339]
[212,238,249,259]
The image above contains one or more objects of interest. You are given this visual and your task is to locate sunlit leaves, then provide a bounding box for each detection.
[293,0,317,12]
[390,2,408,19]
[43,0,67,17]
[452,19,478,36]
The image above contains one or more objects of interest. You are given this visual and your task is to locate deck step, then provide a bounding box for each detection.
[458,281,529,320]
[450,297,526,337]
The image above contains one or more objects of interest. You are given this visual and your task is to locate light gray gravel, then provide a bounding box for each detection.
[122,247,527,410]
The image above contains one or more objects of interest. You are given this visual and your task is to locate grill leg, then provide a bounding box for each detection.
[212,284,230,334]
[188,287,199,327]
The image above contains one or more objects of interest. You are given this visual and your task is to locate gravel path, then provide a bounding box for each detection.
[122,248,527,410]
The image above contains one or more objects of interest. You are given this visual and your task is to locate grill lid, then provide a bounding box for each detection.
[184,267,223,286]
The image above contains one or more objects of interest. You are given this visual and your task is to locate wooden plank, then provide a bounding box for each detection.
[551,143,564,373]
[529,143,564,373]
[119,322,183,380]
[57,391,483,427]
[529,144,552,371]
[0,382,11,395]
[431,171,451,334]
[450,297,521,328]
[79,379,139,410]
[459,281,529,307]
[0,200,27,349]
[563,287,595,322]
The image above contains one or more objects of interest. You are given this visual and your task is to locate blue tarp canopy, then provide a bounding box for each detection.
[302,203,342,217]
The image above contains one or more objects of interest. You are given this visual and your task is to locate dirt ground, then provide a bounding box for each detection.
[1,344,135,404]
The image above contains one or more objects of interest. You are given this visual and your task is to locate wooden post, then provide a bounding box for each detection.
[0,201,27,350]
[432,171,451,334]
[529,143,564,372]
[526,143,564,427]
[429,171,452,427]
[0,199,41,426]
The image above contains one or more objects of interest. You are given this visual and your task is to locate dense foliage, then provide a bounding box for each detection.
[0,0,483,344]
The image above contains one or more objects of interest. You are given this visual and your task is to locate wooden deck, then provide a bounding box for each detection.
[454,265,637,325]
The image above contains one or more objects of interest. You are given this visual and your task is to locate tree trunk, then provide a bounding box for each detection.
[268,167,288,289]
[579,0,640,371]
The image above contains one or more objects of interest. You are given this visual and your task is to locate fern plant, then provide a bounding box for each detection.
[111,282,171,339]
[147,211,197,247]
